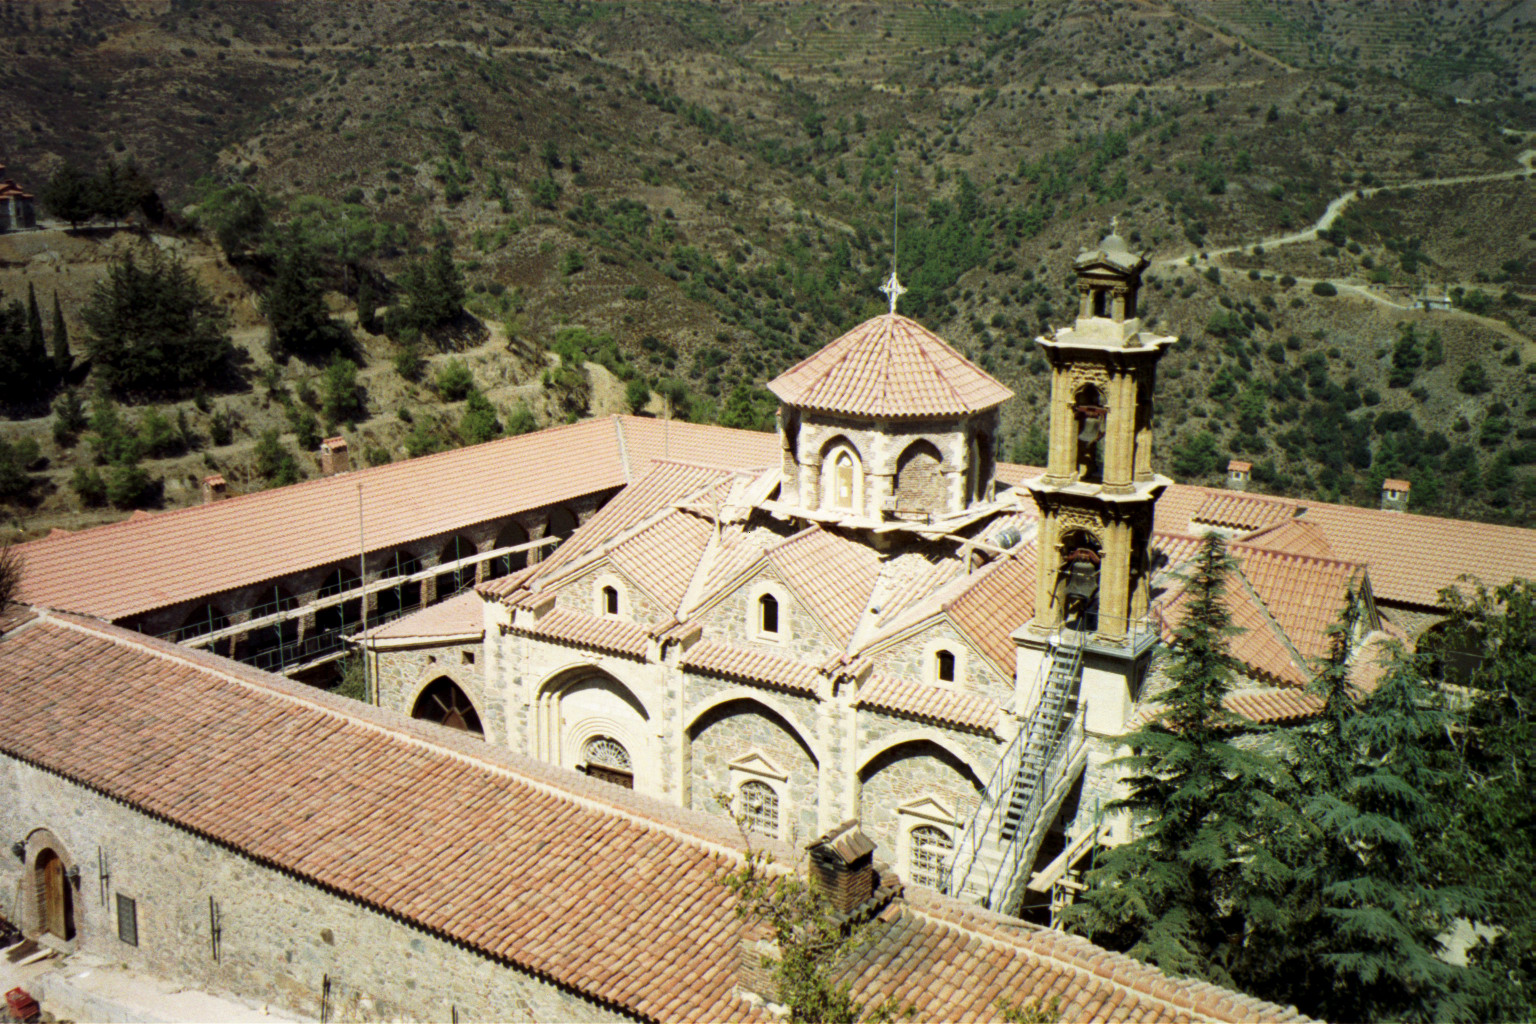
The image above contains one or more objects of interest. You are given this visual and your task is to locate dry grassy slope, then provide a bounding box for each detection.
[1,0,1533,533]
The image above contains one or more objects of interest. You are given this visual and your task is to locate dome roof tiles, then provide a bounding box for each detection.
[767,314,1012,419]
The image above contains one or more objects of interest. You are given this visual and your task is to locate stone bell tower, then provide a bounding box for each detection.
[1015,229,1176,734]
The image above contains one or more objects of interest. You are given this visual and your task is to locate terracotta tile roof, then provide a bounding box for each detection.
[511,607,650,659]
[519,459,737,588]
[1158,570,1310,688]
[356,590,484,641]
[1382,478,1411,492]
[1156,480,1536,610]
[994,461,1045,488]
[855,673,1000,733]
[943,551,1037,677]
[1239,518,1337,560]
[1152,532,1207,574]
[766,527,881,645]
[1224,688,1324,725]
[1230,544,1362,662]
[1227,459,1252,473]
[0,612,761,1022]
[847,892,1314,1023]
[1189,491,1299,532]
[767,314,1012,418]
[608,510,715,613]
[14,417,631,621]
[616,415,779,475]
[680,640,820,694]
[0,611,1311,1024]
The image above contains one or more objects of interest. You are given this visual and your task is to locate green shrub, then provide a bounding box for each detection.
[1311,281,1338,296]
[435,358,475,401]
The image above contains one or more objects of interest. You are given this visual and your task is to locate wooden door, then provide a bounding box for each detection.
[585,764,634,789]
[40,851,73,941]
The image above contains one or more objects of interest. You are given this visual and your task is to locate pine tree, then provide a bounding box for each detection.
[40,161,95,228]
[50,291,70,378]
[261,229,333,358]
[1062,533,1303,989]
[1288,638,1485,1024]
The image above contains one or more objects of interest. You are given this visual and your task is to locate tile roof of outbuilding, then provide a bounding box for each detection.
[0,610,1313,1024]
[1229,544,1363,662]
[767,313,1012,418]
[943,551,1038,677]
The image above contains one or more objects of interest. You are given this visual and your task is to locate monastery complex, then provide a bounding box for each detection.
[3,233,1534,1021]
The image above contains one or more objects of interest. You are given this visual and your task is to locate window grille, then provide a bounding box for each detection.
[759,594,779,634]
[585,736,631,770]
[740,780,780,837]
[910,826,953,893]
[117,894,139,946]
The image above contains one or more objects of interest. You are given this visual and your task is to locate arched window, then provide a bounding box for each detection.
[377,549,422,620]
[485,522,529,579]
[909,825,954,893]
[739,780,780,838]
[411,677,484,737]
[833,450,856,509]
[602,585,620,616]
[759,593,779,635]
[935,649,956,684]
[583,735,633,789]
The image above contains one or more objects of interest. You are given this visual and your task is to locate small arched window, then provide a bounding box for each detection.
[583,735,633,789]
[739,780,780,838]
[602,585,619,616]
[935,649,957,684]
[910,825,954,893]
[833,450,856,509]
[759,593,780,635]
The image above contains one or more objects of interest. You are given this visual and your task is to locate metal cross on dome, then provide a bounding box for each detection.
[880,269,907,315]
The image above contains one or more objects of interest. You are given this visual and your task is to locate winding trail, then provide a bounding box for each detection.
[1154,140,1536,269]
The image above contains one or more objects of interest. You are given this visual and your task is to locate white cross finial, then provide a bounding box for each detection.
[1109,215,1119,235]
[880,269,907,315]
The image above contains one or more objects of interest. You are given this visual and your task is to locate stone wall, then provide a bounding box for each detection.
[373,640,497,742]
[854,722,987,862]
[0,759,629,1024]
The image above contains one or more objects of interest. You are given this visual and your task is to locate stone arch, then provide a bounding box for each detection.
[22,828,77,945]
[175,602,228,642]
[533,664,653,792]
[818,435,864,513]
[410,675,485,737]
[1072,383,1107,484]
[686,694,821,828]
[893,439,945,514]
[684,687,823,765]
[856,730,990,787]
[857,735,988,866]
[377,548,422,619]
[546,506,579,542]
[435,534,480,599]
[485,521,530,579]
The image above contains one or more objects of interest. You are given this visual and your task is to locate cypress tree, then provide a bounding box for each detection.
[1063,533,1303,989]
[24,283,47,381]
[261,228,332,358]
[50,291,69,378]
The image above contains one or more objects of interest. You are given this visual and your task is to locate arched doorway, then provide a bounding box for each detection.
[411,676,484,736]
[435,535,479,599]
[535,669,650,791]
[485,522,529,579]
[34,849,75,942]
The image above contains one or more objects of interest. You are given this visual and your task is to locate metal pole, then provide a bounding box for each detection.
[357,483,371,702]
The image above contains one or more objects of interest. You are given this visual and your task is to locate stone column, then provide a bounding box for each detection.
[1104,370,1135,489]
[1034,512,1062,631]
[1046,367,1076,483]
[1096,520,1131,643]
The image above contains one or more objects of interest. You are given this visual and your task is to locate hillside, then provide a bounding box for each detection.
[1,0,1533,537]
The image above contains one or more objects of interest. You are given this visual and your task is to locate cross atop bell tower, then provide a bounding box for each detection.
[1016,229,1176,724]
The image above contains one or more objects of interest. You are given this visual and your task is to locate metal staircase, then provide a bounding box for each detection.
[946,626,1089,914]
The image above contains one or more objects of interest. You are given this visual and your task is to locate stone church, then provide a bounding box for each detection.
[359,231,1392,916]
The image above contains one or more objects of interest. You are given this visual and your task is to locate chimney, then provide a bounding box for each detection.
[1381,478,1410,512]
[806,820,876,915]
[319,436,350,476]
[1226,459,1251,492]
[201,474,227,503]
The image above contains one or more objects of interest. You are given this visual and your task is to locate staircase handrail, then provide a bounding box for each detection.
[989,699,1088,911]
[946,625,1086,899]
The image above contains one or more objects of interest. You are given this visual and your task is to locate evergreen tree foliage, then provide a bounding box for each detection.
[51,388,86,446]
[355,272,378,333]
[40,161,94,227]
[193,181,269,256]
[398,244,466,333]
[459,388,502,445]
[252,429,301,486]
[24,284,47,379]
[1423,581,1536,1023]
[0,437,40,501]
[50,291,70,377]
[1063,533,1303,989]
[319,357,365,428]
[81,248,232,397]
[261,229,335,358]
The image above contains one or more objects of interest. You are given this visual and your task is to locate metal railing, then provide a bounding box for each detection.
[947,627,1087,904]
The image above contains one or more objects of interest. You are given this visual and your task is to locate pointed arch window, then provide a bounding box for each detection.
[833,450,856,508]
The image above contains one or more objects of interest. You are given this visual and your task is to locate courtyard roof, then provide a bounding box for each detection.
[0,609,1313,1024]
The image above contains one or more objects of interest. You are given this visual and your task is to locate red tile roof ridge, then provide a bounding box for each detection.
[894,891,1316,1023]
[11,607,785,867]
[1228,539,1363,574]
